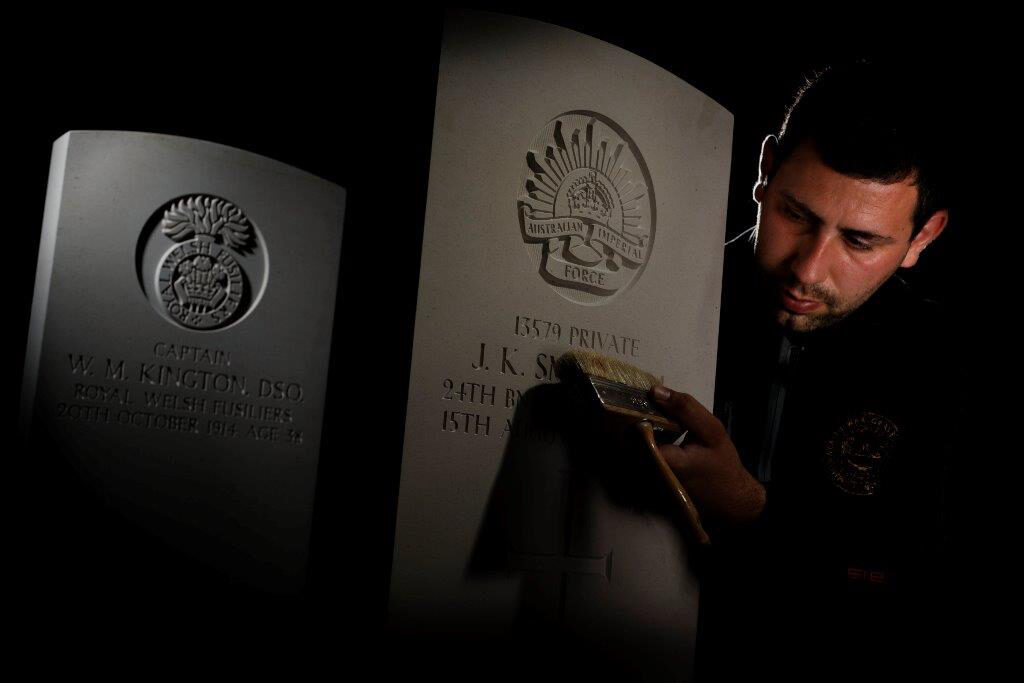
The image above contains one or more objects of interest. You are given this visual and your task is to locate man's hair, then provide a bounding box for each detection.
[775,60,949,239]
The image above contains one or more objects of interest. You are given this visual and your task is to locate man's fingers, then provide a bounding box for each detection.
[651,387,726,446]
[658,443,689,473]
[658,442,707,476]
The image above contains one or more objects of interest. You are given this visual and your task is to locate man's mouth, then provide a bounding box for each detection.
[780,289,823,314]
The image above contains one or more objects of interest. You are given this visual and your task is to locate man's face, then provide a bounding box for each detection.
[753,139,937,333]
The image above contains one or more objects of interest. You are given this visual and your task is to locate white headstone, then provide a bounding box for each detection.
[388,10,733,678]
[21,131,346,594]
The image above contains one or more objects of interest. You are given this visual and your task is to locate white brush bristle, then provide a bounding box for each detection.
[556,348,661,391]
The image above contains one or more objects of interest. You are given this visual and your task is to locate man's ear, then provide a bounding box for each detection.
[753,135,778,204]
[900,209,949,268]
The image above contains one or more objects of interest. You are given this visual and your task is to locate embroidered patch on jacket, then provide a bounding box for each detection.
[823,411,899,496]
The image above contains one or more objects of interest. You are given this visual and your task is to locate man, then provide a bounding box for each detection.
[651,62,964,678]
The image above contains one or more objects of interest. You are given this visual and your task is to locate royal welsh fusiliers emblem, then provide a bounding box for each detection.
[823,411,900,496]
[517,112,655,305]
[136,195,266,331]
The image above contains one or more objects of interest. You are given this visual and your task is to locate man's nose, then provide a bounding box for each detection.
[788,229,832,285]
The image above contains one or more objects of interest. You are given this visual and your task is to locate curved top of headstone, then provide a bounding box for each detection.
[57,130,342,189]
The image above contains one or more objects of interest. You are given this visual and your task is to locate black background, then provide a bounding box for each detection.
[8,4,1000,674]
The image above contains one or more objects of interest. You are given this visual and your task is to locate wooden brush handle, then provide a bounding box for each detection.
[636,420,710,545]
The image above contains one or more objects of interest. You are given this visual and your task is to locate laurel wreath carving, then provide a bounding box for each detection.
[160,196,254,250]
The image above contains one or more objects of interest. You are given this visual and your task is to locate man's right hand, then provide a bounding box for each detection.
[651,385,766,528]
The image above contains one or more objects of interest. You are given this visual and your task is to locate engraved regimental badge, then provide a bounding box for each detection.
[823,411,900,496]
[517,112,654,305]
[136,195,268,330]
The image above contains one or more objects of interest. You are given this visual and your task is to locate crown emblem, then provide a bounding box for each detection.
[178,255,229,310]
[567,170,614,224]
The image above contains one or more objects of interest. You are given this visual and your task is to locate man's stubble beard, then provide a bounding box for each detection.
[776,279,846,332]
[756,265,898,334]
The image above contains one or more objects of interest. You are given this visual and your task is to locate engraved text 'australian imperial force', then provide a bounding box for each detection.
[136,195,269,331]
[518,112,655,306]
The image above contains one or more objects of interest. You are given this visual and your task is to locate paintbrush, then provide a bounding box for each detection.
[556,348,710,545]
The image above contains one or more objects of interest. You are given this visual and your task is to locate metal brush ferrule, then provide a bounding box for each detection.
[587,376,681,433]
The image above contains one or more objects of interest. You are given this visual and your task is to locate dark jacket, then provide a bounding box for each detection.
[695,229,967,679]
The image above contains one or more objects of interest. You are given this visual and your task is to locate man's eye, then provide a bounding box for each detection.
[844,235,873,251]
[783,206,804,221]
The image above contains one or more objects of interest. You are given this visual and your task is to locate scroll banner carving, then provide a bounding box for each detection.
[520,203,647,295]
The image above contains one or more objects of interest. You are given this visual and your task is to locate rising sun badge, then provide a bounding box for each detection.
[517,111,655,305]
